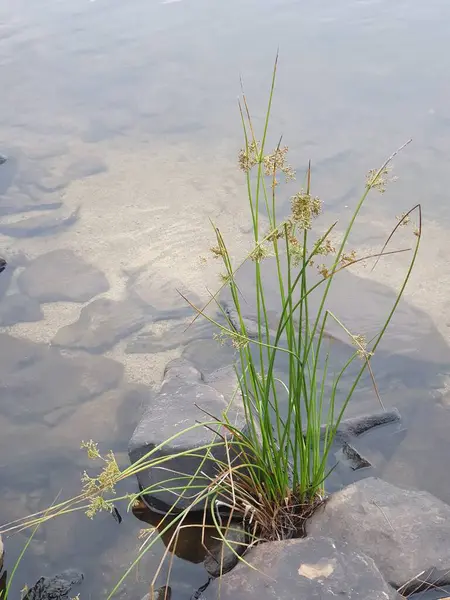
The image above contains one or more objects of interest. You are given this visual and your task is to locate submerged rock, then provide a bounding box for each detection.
[202,536,401,600]
[0,207,80,238]
[0,293,43,326]
[329,409,402,472]
[141,586,172,600]
[204,521,247,577]
[23,569,83,600]
[0,333,123,420]
[53,297,146,353]
[306,477,450,593]
[331,409,401,443]
[18,249,109,302]
[129,270,199,320]
[128,358,245,512]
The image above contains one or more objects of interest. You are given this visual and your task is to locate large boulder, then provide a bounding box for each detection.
[306,477,450,593]
[128,358,245,513]
[202,536,401,600]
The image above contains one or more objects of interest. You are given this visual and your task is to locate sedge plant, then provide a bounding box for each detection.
[0,58,421,598]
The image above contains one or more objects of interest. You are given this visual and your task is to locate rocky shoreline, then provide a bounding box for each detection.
[128,358,450,600]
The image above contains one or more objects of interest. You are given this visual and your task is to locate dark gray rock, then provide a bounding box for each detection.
[53,297,146,353]
[0,293,43,326]
[0,207,80,238]
[18,249,109,302]
[202,536,401,600]
[23,569,83,600]
[306,478,450,593]
[0,333,123,420]
[339,442,372,471]
[327,409,402,472]
[204,521,247,577]
[128,358,245,512]
[331,409,401,443]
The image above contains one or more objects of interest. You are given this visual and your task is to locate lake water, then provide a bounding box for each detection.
[1,0,450,598]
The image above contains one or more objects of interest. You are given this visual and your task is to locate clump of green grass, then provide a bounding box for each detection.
[0,57,421,598]
[177,55,420,542]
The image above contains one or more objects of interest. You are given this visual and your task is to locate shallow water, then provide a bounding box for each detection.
[1,0,450,598]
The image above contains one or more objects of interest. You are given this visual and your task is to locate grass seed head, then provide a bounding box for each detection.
[291,191,322,229]
[238,140,260,173]
[366,166,397,193]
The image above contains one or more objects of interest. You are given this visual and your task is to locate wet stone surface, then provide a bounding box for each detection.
[306,477,450,593]
[128,358,245,512]
[53,297,146,353]
[18,249,109,302]
[202,536,401,600]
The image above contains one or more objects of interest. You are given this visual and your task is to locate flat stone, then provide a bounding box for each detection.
[53,297,146,353]
[129,270,199,320]
[0,293,43,326]
[18,249,109,302]
[126,318,213,354]
[306,478,450,593]
[128,358,245,512]
[0,333,123,420]
[204,521,247,577]
[202,536,401,600]
[0,207,80,238]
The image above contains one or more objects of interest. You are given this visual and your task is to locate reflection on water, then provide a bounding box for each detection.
[1,0,450,598]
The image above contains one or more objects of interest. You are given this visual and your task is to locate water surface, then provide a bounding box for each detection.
[1,0,450,598]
